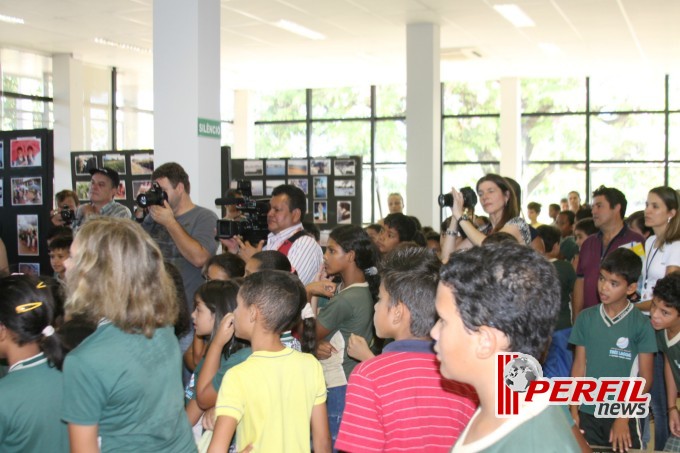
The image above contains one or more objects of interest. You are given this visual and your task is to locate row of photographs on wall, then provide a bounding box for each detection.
[243,158,356,177]
[73,152,154,176]
[0,137,43,169]
[236,177,356,199]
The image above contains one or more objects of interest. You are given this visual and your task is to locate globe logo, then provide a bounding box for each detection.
[503,354,543,393]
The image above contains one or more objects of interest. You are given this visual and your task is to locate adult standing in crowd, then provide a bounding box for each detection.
[568,190,582,214]
[572,185,643,320]
[71,168,130,230]
[234,184,322,285]
[50,189,79,227]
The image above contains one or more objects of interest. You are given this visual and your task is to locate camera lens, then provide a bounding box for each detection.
[438,193,454,208]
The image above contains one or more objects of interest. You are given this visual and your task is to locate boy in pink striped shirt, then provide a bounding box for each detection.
[335,246,477,452]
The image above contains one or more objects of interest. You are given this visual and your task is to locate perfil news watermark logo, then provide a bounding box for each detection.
[496,353,650,418]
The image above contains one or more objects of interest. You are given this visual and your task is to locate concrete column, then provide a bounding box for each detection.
[153,0,221,211]
[52,54,84,200]
[406,23,441,229]
[500,77,522,183]
[233,90,255,158]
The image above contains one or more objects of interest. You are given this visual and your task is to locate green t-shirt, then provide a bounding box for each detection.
[569,303,657,415]
[553,259,576,330]
[0,353,69,453]
[317,283,374,378]
[560,237,579,262]
[213,346,252,392]
[657,329,680,388]
[62,322,196,453]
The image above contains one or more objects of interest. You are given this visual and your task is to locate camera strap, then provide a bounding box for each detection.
[277,229,309,257]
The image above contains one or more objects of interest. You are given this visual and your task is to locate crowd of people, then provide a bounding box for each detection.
[1,168,680,452]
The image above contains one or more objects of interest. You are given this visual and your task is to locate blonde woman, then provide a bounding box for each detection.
[61,217,195,452]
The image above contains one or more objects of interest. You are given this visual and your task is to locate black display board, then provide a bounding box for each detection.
[70,150,154,214]
[225,155,362,229]
[0,129,54,276]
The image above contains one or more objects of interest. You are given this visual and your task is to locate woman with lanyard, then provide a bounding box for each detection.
[441,173,531,263]
[639,186,680,451]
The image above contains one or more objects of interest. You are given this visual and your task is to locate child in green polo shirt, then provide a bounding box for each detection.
[570,247,656,451]
[650,271,680,451]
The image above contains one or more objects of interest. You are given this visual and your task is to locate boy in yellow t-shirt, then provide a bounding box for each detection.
[208,271,330,453]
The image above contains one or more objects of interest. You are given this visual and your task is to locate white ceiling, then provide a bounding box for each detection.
[0,0,679,90]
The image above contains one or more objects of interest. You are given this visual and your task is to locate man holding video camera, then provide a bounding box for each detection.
[136,162,218,319]
[71,167,131,230]
[235,184,322,285]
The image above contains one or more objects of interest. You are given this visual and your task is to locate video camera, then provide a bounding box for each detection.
[215,181,270,246]
[136,182,168,208]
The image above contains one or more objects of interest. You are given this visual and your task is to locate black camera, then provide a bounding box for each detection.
[136,182,168,208]
[60,205,75,226]
[215,181,270,246]
[438,187,478,210]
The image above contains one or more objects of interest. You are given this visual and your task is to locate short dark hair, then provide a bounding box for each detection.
[527,202,541,213]
[574,218,598,236]
[653,271,680,311]
[558,210,575,226]
[575,207,592,221]
[380,247,441,337]
[625,211,652,238]
[365,224,383,235]
[440,242,560,358]
[271,184,306,218]
[425,231,440,243]
[592,185,628,218]
[55,189,79,207]
[384,213,417,242]
[250,250,292,272]
[48,235,73,252]
[204,253,246,279]
[153,162,191,194]
[549,203,560,213]
[302,221,320,242]
[482,231,518,246]
[600,248,642,285]
[536,225,561,253]
[239,271,305,334]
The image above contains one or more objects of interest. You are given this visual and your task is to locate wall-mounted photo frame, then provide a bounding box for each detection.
[132,180,152,199]
[75,154,98,176]
[103,153,127,175]
[266,159,285,176]
[310,159,331,175]
[0,179,3,207]
[250,180,264,196]
[314,176,328,199]
[313,201,327,224]
[266,179,286,196]
[289,178,309,195]
[11,176,43,206]
[244,160,264,176]
[288,159,308,176]
[334,159,356,176]
[18,262,40,276]
[0,141,4,169]
[337,201,352,224]
[115,181,127,200]
[76,181,90,201]
[130,153,154,175]
[17,214,39,256]
[10,137,41,168]
[334,179,355,197]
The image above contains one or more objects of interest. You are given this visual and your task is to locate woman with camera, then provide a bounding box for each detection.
[441,174,531,263]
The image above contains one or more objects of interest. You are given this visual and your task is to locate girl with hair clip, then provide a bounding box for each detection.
[0,274,68,453]
[186,281,251,446]
[441,173,531,263]
[306,224,380,449]
[60,217,195,453]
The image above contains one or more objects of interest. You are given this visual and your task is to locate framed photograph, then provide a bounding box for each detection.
[289,178,309,195]
[103,153,127,175]
[334,179,356,197]
[334,159,356,176]
[76,181,91,201]
[75,154,98,176]
[0,141,4,169]
[266,179,286,196]
[130,153,154,175]
[250,180,264,197]
[314,176,328,199]
[266,159,286,176]
[337,201,352,224]
[310,159,331,175]
[17,214,39,256]
[18,263,40,276]
[313,201,327,224]
[11,177,43,206]
[132,180,152,199]
[10,137,41,168]
[288,159,308,176]
[115,181,127,200]
[0,179,3,207]
[244,160,264,176]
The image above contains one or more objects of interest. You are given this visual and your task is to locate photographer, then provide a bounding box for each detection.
[136,163,218,327]
[71,168,131,230]
[230,184,322,285]
[50,189,79,227]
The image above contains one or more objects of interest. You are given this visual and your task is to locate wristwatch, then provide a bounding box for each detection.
[458,213,471,223]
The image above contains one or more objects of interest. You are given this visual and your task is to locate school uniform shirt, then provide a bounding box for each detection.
[657,329,680,390]
[214,347,327,453]
[569,302,657,416]
[0,353,69,453]
[62,321,196,453]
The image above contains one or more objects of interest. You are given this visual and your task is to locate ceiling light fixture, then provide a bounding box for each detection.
[94,38,151,54]
[0,14,24,24]
[274,20,326,40]
[493,4,535,28]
